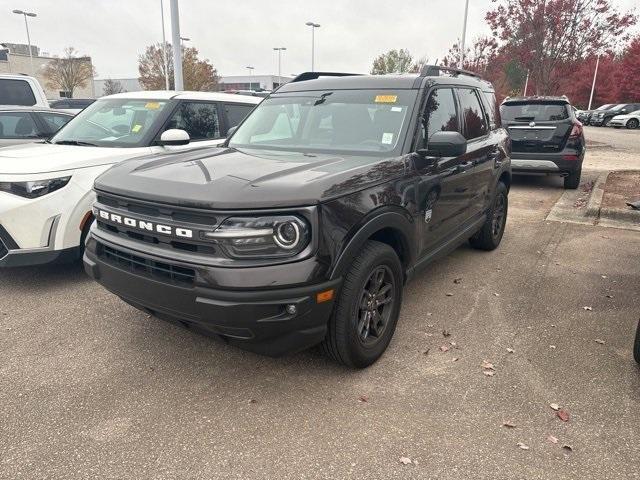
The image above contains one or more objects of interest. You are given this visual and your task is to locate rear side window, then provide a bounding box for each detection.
[457,88,488,140]
[166,102,221,140]
[0,79,37,106]
[501,103,569,122]
[224,103,254,130]
[0,112,38,138]
[480,91,500,128]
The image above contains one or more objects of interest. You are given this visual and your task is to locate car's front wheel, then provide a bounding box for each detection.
[627,118,639,130]
[320,240,403,368]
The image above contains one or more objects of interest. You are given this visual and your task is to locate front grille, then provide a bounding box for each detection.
[98,243,195,286]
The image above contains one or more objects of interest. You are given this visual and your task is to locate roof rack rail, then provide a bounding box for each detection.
[290,71,362,83]
[420,64,481,79]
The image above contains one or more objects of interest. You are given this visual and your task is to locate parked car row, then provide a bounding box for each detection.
[577,103,640,129]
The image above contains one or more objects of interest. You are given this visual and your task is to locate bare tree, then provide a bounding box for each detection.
[102,79,125,96]
[42,47,96,98]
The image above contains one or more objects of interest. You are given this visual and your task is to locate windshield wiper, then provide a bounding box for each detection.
[54,140,98,147]
[514,116,536,121]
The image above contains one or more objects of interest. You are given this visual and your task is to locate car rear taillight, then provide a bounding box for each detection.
[569,122,583,140]
[562,154,579,161]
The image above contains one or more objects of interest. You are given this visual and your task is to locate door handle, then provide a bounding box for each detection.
[456,161,474,173]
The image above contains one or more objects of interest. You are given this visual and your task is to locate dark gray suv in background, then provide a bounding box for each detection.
[501,96,585,189]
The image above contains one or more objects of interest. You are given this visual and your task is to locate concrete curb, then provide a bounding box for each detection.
[586,172,609,218]
[599,206,640,224]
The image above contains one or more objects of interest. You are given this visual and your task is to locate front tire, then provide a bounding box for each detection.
[320,241,403,368]
[469,181,508,251]
[627,119,639,130]
[564,169,581,189]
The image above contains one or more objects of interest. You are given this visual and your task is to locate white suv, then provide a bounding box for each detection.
[0,90,260,267]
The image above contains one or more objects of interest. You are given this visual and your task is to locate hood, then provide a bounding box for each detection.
[611,114,634,120]
[0,142,152,175]
[95,146,408,209]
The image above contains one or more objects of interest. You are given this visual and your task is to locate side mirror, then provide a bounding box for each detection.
[419,131,467,158]
[226,126,238,138]
[159,129,190,146]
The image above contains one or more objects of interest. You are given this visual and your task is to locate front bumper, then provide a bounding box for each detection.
[84,234,341,356]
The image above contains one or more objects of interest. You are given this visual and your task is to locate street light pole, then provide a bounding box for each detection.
[273,47,286,86]
[12,9,37,75]
[588,54,600,111]
[246,66,255,90]
[160,0,169,90]
[305,22,320,71]
[169,0,183,91]
[523,70,530,96]
[459,0,469,68]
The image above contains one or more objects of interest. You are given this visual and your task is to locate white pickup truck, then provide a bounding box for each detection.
[0,74,49,108]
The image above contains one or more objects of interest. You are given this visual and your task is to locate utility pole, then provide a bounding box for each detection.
[246,66,255,90]
[160,0,169,90]
[305,22,320,71]
[12,9,36,75]
[459,0,469,68]
[588,55,600,111]
[170,0,183,91]
[273,47,286,86]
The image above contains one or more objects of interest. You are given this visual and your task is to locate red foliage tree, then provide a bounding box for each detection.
[616,36,640,101]
[485,0,636,95]
[560,54,618,108]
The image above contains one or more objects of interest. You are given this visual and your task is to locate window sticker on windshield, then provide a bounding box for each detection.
[391,106,403,112]
[375,95,397,103]
[145,102,160,109]
[381,132,394,144]
[131,124,142,133]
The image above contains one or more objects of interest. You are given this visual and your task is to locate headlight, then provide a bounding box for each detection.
[203,215,310,258]
[0,176,71,199]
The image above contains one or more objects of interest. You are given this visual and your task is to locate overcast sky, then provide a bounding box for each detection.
[1,0,638,79]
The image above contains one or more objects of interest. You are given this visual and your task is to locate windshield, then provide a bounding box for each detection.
[500,102,569,122]
[609,104,628,111]
[228,90,417,155]
[51,98,171,148]
[596,104,613,110]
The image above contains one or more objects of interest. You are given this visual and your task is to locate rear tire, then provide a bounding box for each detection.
[320,240,403,368]
[634,319,640,364]
[564,169,581,189]
[469,181,508,251]
[627,119,639,130]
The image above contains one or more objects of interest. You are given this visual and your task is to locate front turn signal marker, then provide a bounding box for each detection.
[316,289,334,303]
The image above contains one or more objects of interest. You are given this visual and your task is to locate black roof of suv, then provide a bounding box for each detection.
[85,66,511,368]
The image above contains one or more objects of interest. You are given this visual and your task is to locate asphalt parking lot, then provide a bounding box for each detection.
[1,131,639,479]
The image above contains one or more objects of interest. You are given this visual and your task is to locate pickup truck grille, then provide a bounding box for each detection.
[98,243,195,286]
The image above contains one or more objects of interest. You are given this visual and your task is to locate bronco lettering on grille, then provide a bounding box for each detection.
[96,208,193,238]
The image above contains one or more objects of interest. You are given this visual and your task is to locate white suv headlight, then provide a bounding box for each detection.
[0,176,71,199]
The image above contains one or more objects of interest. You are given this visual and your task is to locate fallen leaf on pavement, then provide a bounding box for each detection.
[399,457,412,465]
[483,370,495,377]
[502,421,516,428]
[550,345,557,349]
[249,399,257,404]
[358,395,369,403]
[493,292,500,297]
[442,329,451,337]
[449,341,457,347]
[516,442,530,450]
[440,345,450,353]
[557,409,570,422]
[481,360,495,370]
[445,292,454,297]
[595,339,606,345]
[601,275,607,279]
[423,349,430,356]
[562,444,573,453]
[453,277,463,284]
[606,295,614,299]
[452,357,459,362]
[583,306,593,311]
[506,348,515,353]
[548,435,559,444]
[549,403,561,411]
